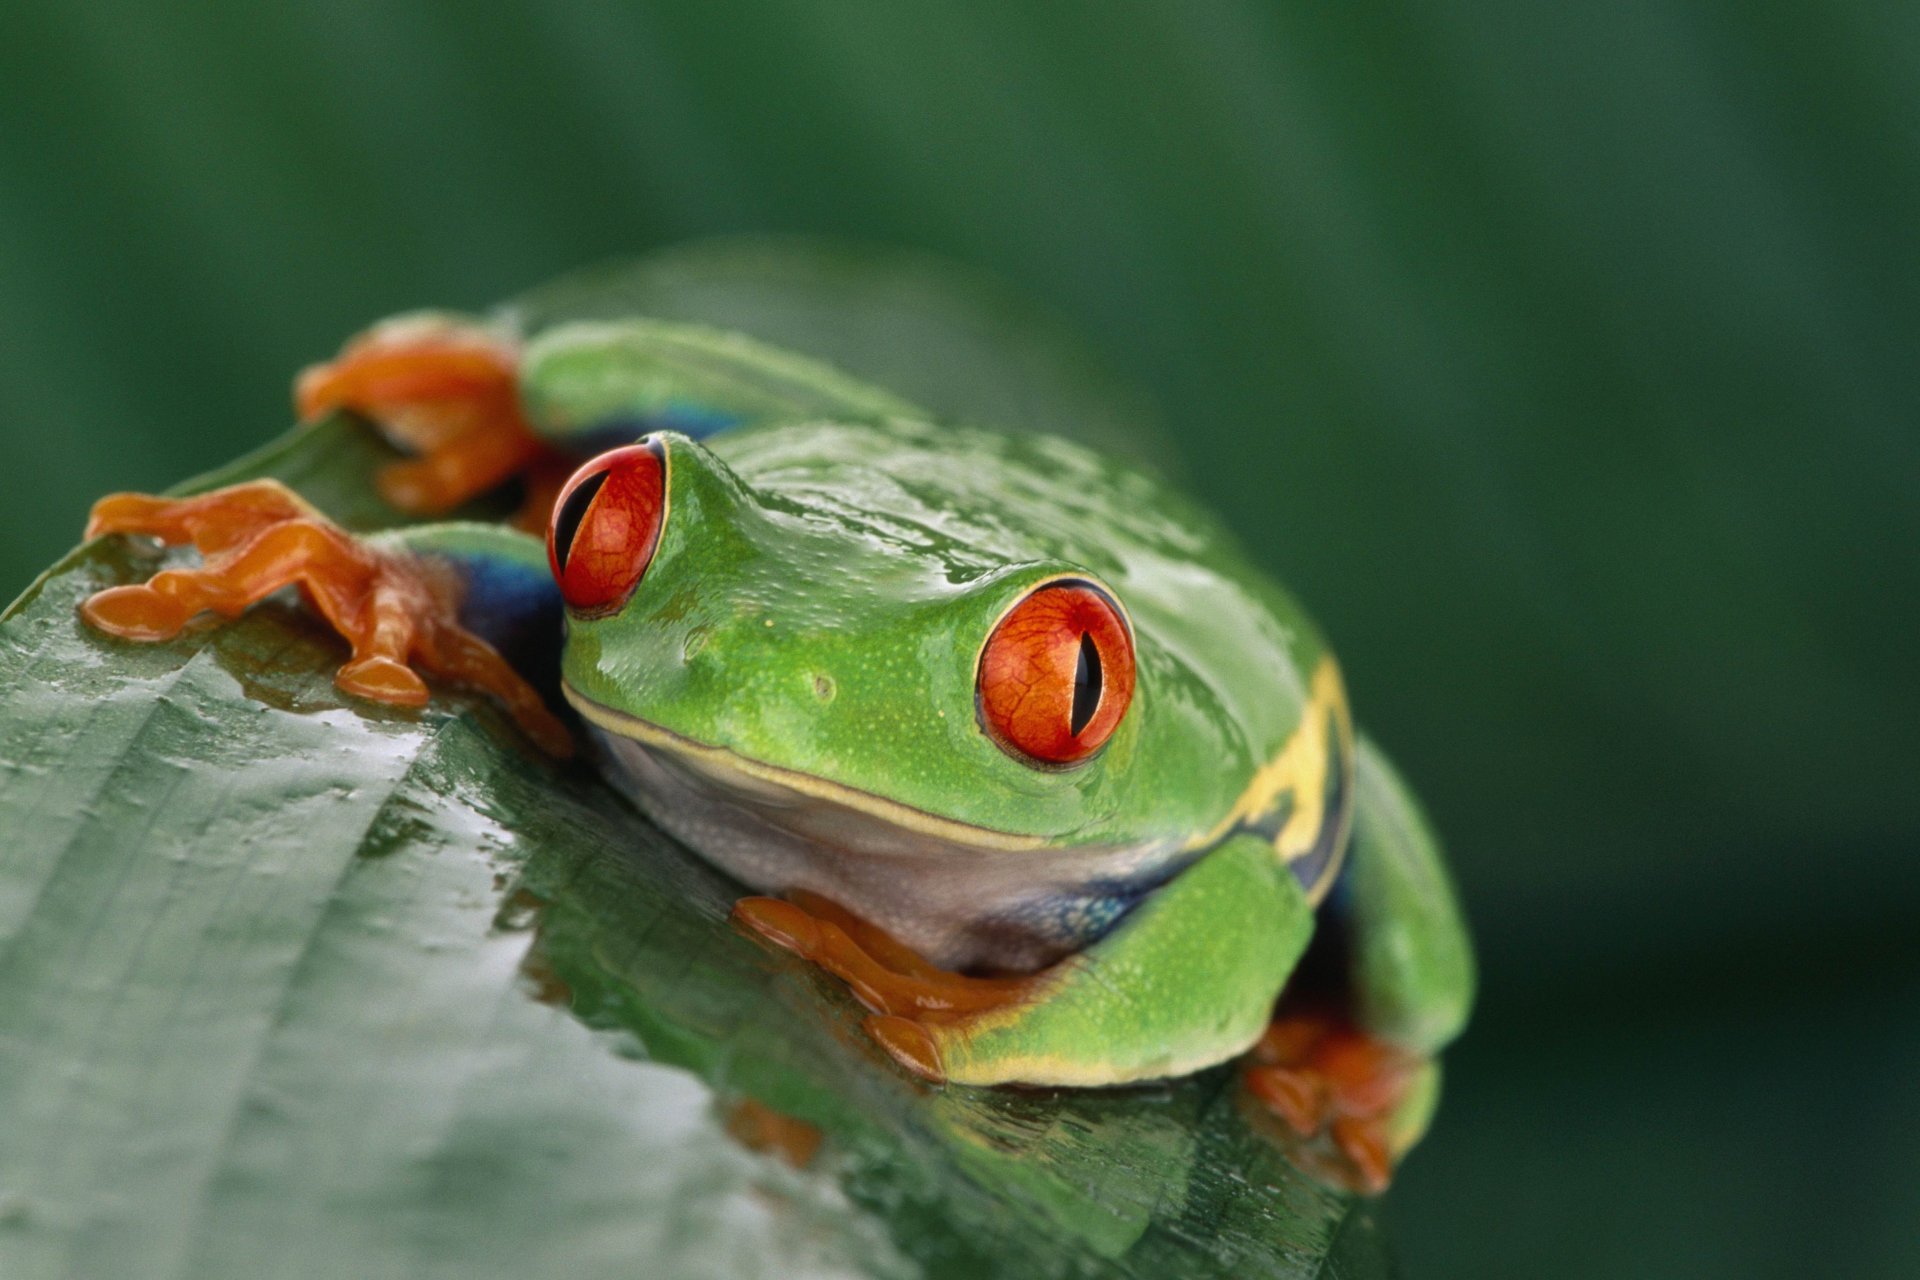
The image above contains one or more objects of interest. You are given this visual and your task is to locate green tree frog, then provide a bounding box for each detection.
[78,258,1473,1193]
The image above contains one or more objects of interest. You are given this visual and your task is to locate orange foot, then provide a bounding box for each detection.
[721,1097,825,1169]
[1242,1011,1426,1194]
[82,479,571,755]
[296,315,569,528]
[732,892,1033,1082]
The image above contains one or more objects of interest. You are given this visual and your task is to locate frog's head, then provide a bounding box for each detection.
[544,431,1191,861]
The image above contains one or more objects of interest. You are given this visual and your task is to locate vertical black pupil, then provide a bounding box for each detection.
[552,469,610,572]
[1070,631,1103,737]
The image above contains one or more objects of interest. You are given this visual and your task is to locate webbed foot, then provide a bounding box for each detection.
[82,480,571,755]
[296,315,566,527]
[732,893,1036,1083]
[1242,1010,1433,1194]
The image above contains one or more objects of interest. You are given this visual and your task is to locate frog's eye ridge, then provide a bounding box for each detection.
[978,580,1135,767]
[547,440,667,615]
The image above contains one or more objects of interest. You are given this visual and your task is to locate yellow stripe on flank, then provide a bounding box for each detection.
[1185,658,1352,866]
[1275,661,1352,863]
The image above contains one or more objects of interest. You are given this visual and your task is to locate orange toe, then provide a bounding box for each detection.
[1244,1008,1427,1194]
[338,654,432,707]
[86,494,180,543]
[1244,1064,1328,1136]
[866,1015,945,1082]
[1331,1117,1393,1195]
[1318,1033,1417,1118]
[732,897,825,957]
[80,585,193,641]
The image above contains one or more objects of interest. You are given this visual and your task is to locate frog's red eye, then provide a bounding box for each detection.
[547,441,667,615]
[977,581,1135,766]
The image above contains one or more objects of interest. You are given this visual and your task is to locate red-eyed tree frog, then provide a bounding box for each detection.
[77,257,1473,1193]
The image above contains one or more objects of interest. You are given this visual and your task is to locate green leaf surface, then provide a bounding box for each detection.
[0,245,1386,1276]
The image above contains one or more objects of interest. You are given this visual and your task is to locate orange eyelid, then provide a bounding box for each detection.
[976,579,1136,766]
[546,440,669,615]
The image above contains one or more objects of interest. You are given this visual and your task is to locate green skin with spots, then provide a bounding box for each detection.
[383,308,1473,1150]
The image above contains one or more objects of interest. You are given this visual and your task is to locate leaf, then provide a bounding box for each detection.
[0,422,1385,1280]
[0,247,1387,1279]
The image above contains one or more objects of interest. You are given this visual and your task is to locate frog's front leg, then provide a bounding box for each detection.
[80,481,570,755]
[734,891,1033,1035]
[737,833,1315,1088]
[1244,736,1475,1191]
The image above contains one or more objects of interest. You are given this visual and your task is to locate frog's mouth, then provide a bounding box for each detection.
[560,681,1184,972]
[561,682,1051,854]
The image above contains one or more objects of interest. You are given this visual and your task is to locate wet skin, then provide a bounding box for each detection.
[79,294,1475,1193]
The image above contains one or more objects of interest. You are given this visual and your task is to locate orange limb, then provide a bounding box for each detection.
[81,480,572,757]
[295,316,558,526]
[785,890,951,981]
[721,1097,825,1169]
[1243,1009,1422,1194]
[732,895,1035,1081]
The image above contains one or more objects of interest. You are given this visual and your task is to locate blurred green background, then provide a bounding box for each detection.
[2,2,1915,1275]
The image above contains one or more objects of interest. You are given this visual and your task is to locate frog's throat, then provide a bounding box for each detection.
[564,678,1188,971]
[562,681,1051,852]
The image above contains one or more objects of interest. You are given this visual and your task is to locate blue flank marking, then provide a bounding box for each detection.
[444,551,561,658]
[657,400,745,439]
[1002,859,1194,953]
[1322,861,1357,918]
[1286,709,1351,900]
[569,402,745,455]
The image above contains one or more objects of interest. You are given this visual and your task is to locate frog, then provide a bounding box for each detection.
[75,254,1474,1194]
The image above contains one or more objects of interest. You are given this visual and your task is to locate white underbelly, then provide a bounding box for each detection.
[590,726,1184,972]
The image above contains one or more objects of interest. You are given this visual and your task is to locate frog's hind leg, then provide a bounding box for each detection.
[299,314,925,529]
[81,480,570,755]
[296,314,561,525]
[1242,735,1475,1192]
[1243,1009,1437,1194]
